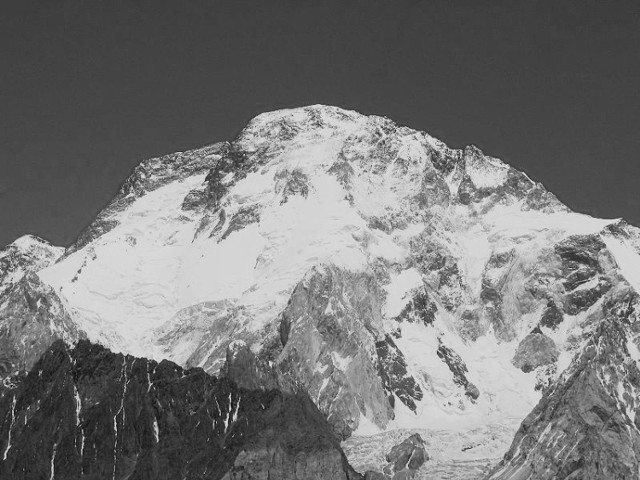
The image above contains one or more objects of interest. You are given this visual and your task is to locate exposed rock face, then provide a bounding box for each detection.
[489,290,640,480]
[0,272,83,378]
[0,236,81,379]
[454,145,564,213]
[556,234,615,316]
[276,266,394,439]
[393,289,437,326]
[385,434,428,472]
[565,278,612,315]
[409,232,469,314]
[220,340,283,392]
[68,142,227,253]
[328,157,355,189]
[364,434,428,480]
[0,235,63,296]
[220,205,261,241]
[275,168,310,204]
[7,105,640,477]
[512,333,559,373]
[437,343,480,401]
[0,340,361,480]
[480,249,515,341]
[539,299,563,330]
[181,188,208,211]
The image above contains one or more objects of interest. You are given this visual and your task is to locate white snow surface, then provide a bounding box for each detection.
[0,234,64,291]
[25,105,640,469]
[38,110,373,358]
[604,235,640,293]
[344,424,513,479]
[466,154,509,189]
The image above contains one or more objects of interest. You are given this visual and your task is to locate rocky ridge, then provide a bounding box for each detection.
[488,287,640,480]
[364,433,429,479]
[0,235,81,379]
[0,339,361,479]
[2,105,640,478]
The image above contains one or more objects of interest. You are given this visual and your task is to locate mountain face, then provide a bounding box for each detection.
[488,288,640,480]
[0,339,360,480]
[0,235,82,379]
[2,105,640,478]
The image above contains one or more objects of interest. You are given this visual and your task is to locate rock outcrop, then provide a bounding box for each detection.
[0,235,63,296]
[512,332,559,373]
[220,340,284,392]
[364,434,428,480]
[375,335,424,412]
[0,235,82,379]
[276,266,394,439]
[437,342,480,401]
[0,340,362,480]
[6,105,640,478]
[488,290,640,480]
[0,272,83,379]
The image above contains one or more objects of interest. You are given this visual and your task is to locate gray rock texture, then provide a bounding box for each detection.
[364,434,428,480]
[436,342,480,401]
[488,290,640,480]
[375,335,424,412]
[67,142,227,253]
[6,105,640,479]
[0,340,362,480]
[512,333,559,373]
[276,266,394,439]
[0,236,82,379]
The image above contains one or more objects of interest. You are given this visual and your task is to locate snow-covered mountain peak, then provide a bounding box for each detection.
[5,233,57,251]
[0,234,81,379]
[0,234,63,295]
[35,106,621,362]
[64,104,566,260]
[7,106,640,477]
[238,104,366,139]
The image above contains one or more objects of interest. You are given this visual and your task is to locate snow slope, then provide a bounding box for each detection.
[5,105,640,476]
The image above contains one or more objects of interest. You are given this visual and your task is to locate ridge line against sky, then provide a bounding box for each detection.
[1,0,639,247]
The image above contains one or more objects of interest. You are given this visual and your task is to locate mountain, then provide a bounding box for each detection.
[2,105,640,479]
[0,339,360,479]
[0,235,82,378]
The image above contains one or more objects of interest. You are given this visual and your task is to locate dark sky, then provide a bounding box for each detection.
[1,0,639,247]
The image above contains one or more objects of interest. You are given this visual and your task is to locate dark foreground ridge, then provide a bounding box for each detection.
[0,340,361,480]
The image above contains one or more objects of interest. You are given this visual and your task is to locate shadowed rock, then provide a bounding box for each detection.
[181,188,208,211]
[376,335,424,412]
[220,205,261,241]
[0,272,83,379]
[68,143,227,253]
[0,340,362,480]
[539,299,563,330]
[277,266,393,439]
[512,333,559,373]
[489,299,640,480]
[275,168,310,204]
[437,343,480,401]
[365,434,428,480]
[393,289,437,326]
[220,340,288,393]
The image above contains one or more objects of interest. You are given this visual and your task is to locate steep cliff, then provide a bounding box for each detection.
[3,105,640,478]
[0,340,360,479]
